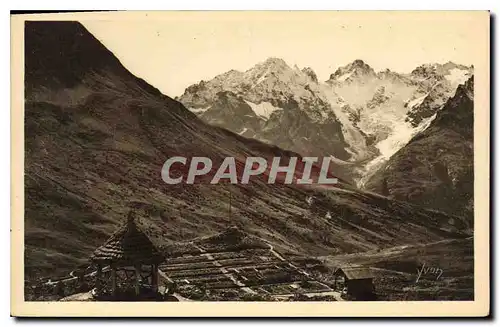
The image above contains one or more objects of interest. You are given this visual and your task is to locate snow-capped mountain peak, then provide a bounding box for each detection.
[178,58,472,185]
[411,62,472,85]
[251,57,291,75]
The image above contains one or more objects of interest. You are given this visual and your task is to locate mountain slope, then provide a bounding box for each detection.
[24,21,470,280]
[364,76,474,218]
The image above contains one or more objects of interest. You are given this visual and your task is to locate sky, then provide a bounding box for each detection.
[82,11,483,97]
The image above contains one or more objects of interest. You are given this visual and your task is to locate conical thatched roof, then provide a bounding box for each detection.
[91,211,164,265]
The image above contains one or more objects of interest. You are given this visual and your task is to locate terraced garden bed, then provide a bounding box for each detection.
[260,283,298,294]
[239,269,306,287]
[163,255,211,265]
[157,247,340,301]
[203,280,239,290]
[297,280,331,292]
[162,258,273,272]
[160,261,217,271]
[208,251,251,260]
[186,275,233,285]
[167,267,227,278]
[204,288,249,301]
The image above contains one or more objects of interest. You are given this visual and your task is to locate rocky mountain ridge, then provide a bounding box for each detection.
[179,58,473,184]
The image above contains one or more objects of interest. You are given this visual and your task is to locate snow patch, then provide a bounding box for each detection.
[188,106,210,113]
[445,68,470,86]
[406,94,427,110]
[377,113,436,162]
[238,127,248,135]
[336,71,354,82]
[251,66,271,89]
[244,100,283,119]
[357,113,437,188]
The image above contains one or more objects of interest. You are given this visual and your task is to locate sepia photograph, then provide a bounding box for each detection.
[10,11,490,317]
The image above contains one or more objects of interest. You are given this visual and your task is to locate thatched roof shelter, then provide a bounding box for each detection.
[90,211,164,298]
[91,211,163,265]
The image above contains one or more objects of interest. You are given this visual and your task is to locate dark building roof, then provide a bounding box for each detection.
[334,267,374,280]
[91,211,164,265]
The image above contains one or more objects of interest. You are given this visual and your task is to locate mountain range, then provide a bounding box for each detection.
[178,57,473,186]
[24,21,471,280]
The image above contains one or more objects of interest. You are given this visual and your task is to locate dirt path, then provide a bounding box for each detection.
[268,245,286,261]
[268,244,310,277]
[370,267,413,277]
[194,245,206,253]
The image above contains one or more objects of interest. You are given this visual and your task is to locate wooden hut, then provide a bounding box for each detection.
[90,211,164,299]
[333,266,375,298]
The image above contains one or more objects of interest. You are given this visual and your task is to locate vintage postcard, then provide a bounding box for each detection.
[11,11,490,317]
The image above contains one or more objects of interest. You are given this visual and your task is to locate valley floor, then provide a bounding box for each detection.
[320,237,474,301]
